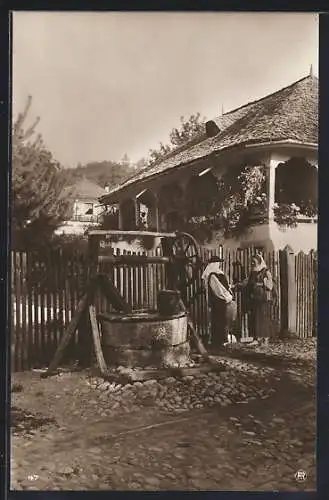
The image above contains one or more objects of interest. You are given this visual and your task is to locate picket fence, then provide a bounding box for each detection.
[10,246,317,372]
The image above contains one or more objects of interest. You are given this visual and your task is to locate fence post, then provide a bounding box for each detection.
[279,245,297,335]
[311,250,318,337]
[77,253,93,367]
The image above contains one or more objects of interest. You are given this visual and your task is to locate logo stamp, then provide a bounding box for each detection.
[295,470,307,482]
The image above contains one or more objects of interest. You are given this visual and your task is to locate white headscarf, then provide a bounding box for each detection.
[201,261,224,287]
[251,254,267,273]
[202,261,232,304]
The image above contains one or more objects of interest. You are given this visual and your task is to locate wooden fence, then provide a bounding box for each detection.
[295,250,317,338]
[10,246,317,372]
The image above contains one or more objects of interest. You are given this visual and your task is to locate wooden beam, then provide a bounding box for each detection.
[88,233,100,278]
[279,246,297,335]
[42,291,90,377]
[77,277,97,367]
[187,317,212,360]
[154,192,160,232]
[98,255,170,265]
[161,237,177,290]
[134,198,140,227]
[286,247,297,334]
[88,230,176,238]
[97,273,132,313]
[89,305,108,377]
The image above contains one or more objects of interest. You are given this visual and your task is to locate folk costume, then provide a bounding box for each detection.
[202,257,237,349]
[243,254,274,344]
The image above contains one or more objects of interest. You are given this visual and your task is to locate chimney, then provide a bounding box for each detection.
[104,183,110,193]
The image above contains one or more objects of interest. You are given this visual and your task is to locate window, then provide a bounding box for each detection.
[85,203,94,215]
[275,158,318,216]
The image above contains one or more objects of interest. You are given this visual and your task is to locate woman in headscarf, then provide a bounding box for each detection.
[201,256,237,350]
[235,254,274,345]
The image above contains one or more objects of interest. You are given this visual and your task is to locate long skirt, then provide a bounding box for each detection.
[249,301,273,339]
[210,295,237,349]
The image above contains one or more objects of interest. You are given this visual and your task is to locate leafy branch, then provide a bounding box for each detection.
[12,96,72,249]
[148,113,206,165]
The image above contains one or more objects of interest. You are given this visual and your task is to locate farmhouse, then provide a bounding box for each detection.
[56,178,108,235]
[100,73,318,252]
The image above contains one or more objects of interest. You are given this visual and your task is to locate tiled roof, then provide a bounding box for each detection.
[213,74,318,146]
[211,104,252,132]
[101,74,318,203]
[68,178,106,200]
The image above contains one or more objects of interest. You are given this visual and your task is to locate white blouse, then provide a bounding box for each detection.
[208,274,233,304]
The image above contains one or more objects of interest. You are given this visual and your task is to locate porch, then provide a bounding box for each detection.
[101,144,318,251]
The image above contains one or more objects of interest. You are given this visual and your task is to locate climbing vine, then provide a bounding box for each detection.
[165,164,317,243]
[103,165,318,246]
[179,165,268,241]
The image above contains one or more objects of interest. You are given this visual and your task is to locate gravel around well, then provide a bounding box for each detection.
[10,339,316,491]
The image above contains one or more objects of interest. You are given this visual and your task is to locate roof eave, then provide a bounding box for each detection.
[98,152,207,204]
[99,138,318,205]
[245,139,317,150]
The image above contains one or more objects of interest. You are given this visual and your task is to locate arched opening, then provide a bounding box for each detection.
[120,199,136,230]
[275,158,318,216]
[185,172,219,217]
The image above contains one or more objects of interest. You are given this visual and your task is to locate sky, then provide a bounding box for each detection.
[12,12,319,168]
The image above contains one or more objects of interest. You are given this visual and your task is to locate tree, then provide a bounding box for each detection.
[148,112,206,164]
[148,142,172,165]
[62,160,135,189]
[12,96,71,249]
[169,113,206,147]
[134,157,148,172]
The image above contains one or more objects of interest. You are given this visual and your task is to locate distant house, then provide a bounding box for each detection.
[55,178,108,236]
[99,73,318,252]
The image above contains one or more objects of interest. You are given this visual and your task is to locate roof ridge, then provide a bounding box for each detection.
[129,131,207,179]
[217,74,316,119]
[109,74,317,197]
[151,76,317,168]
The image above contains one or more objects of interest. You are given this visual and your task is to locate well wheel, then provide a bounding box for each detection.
[170,232,202,303]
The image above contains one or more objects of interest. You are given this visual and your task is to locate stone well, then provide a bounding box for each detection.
[98,311,189,368]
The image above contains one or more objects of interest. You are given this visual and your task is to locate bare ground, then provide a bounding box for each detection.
[10,339,316,491]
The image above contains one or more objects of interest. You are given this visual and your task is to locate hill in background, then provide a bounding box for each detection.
[61,157,147,190]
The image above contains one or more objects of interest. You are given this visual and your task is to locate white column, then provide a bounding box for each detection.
[268,157,286,222]
[267,161,276,222]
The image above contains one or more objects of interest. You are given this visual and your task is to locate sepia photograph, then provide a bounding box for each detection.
[11,11,318,491]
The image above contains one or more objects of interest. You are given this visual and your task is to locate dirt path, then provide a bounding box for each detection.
[11,381,315,491]
[11,344,316,491]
